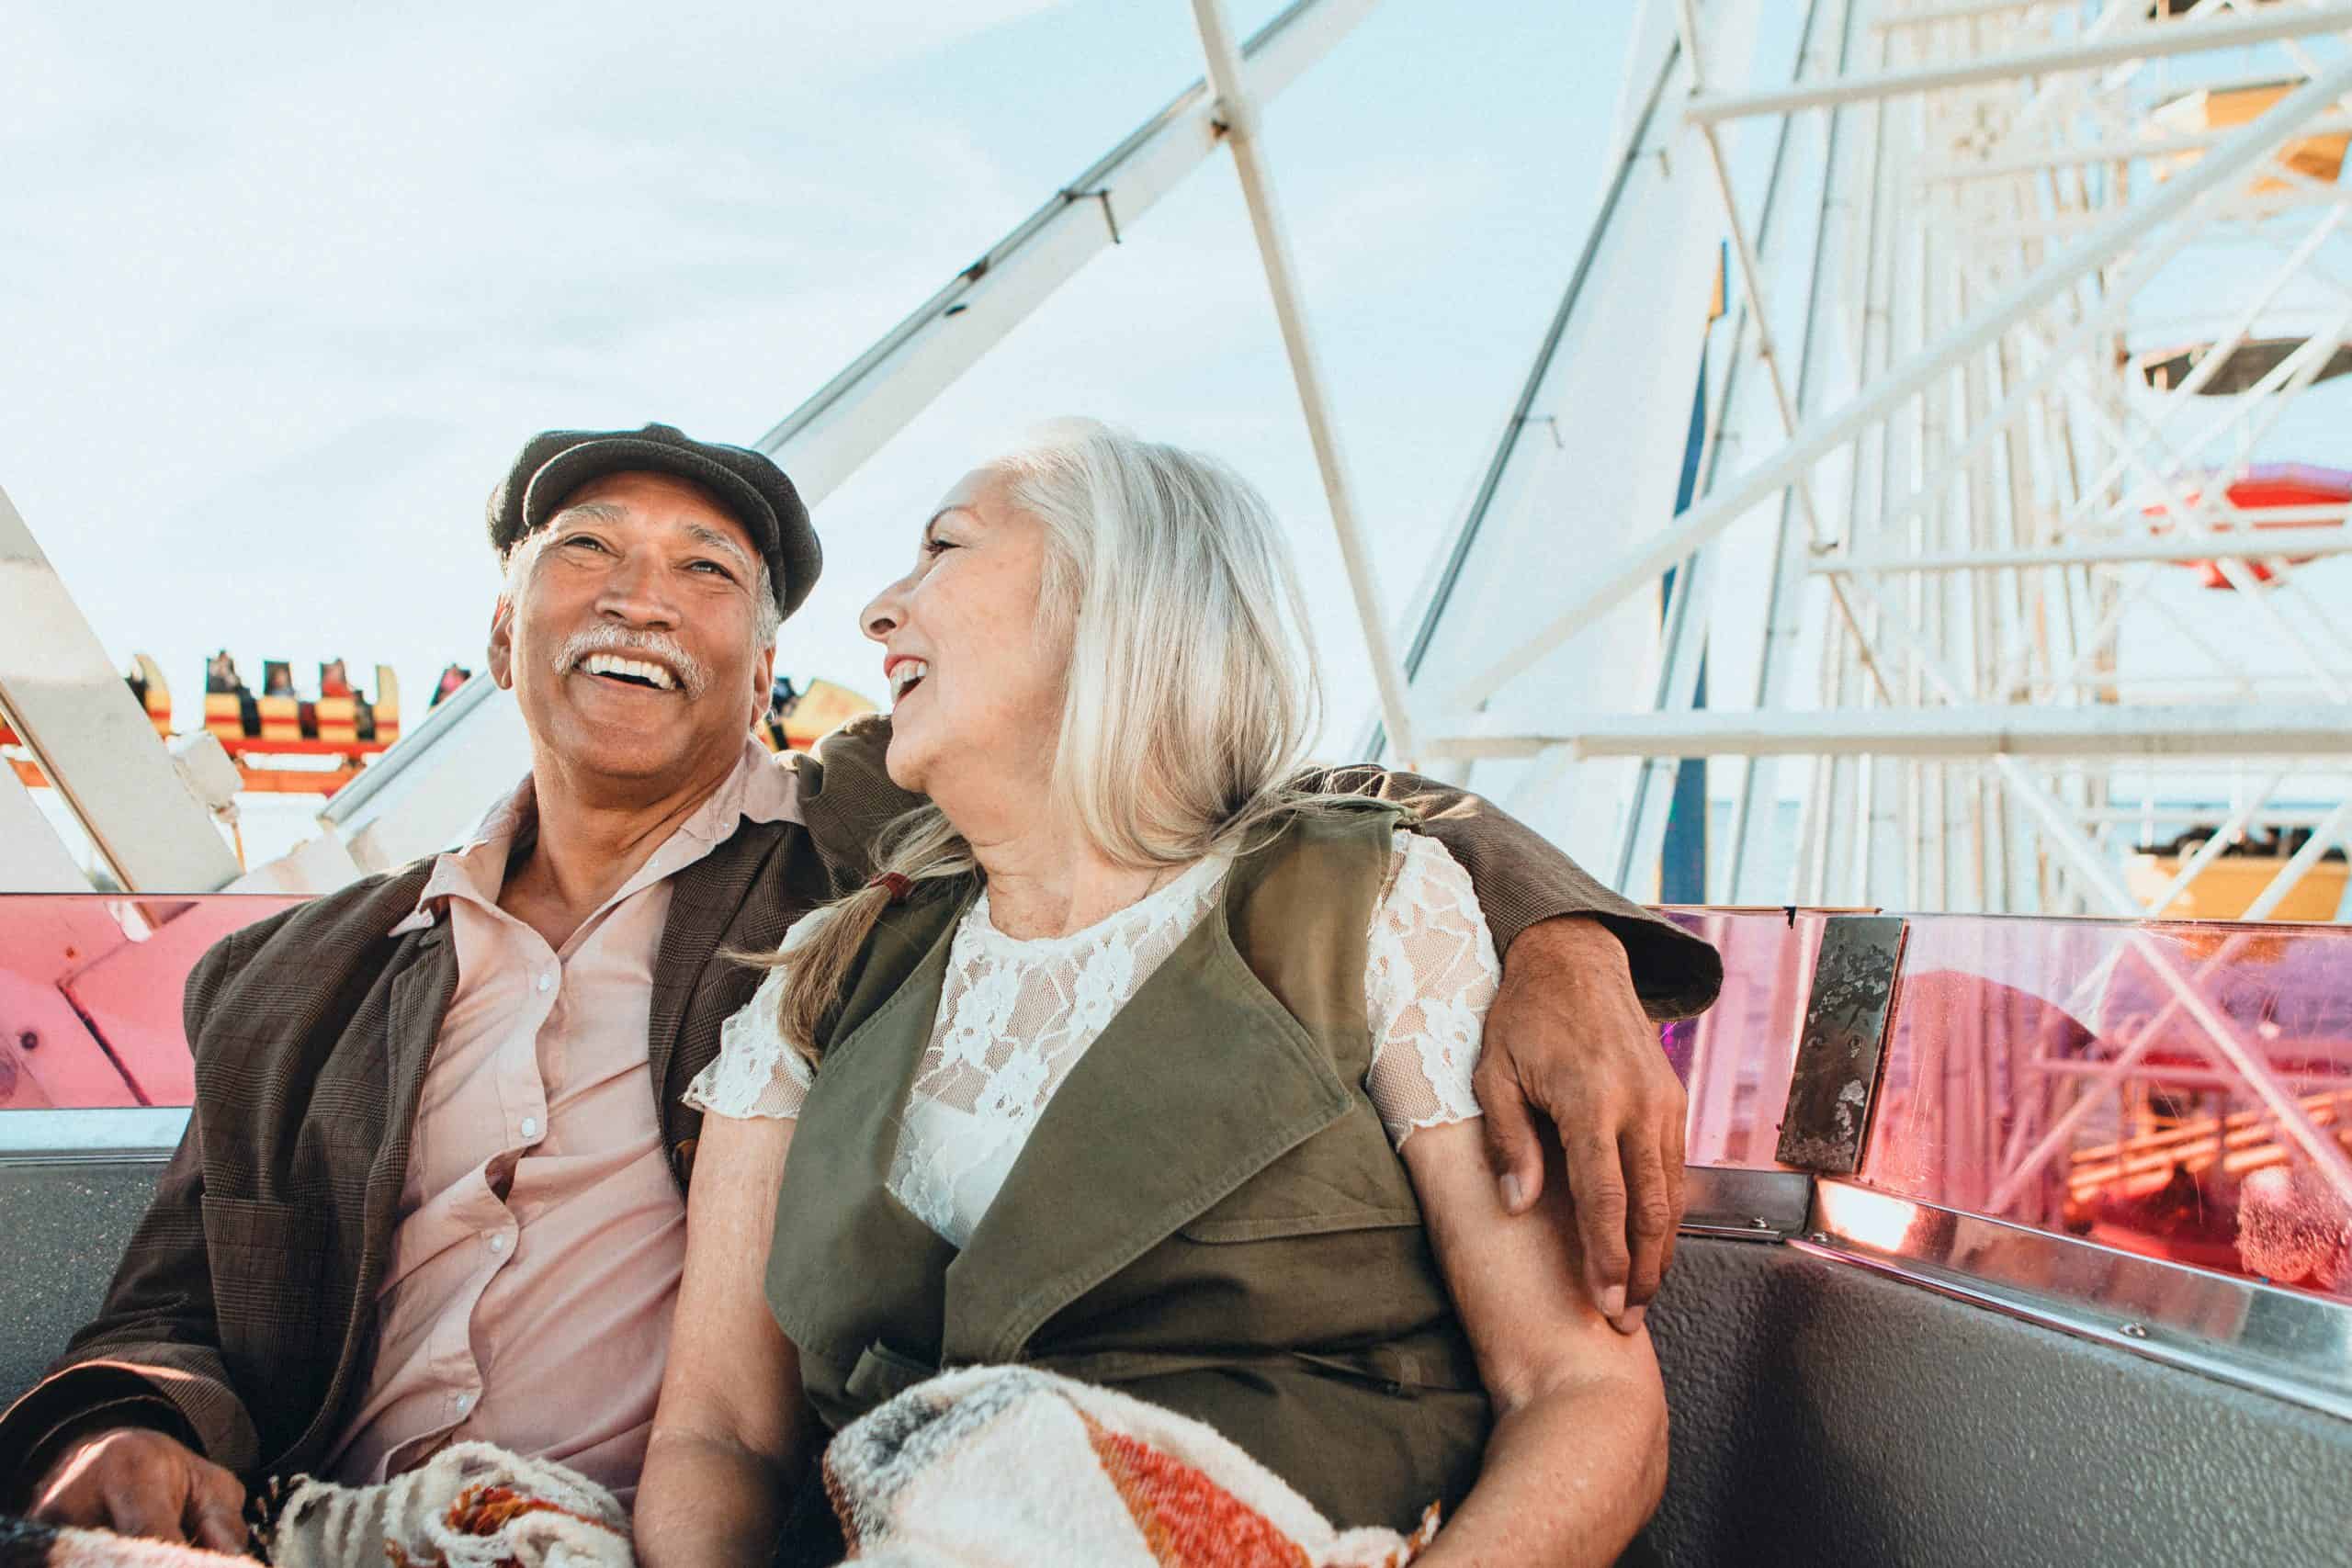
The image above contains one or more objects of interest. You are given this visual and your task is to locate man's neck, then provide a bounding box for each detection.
[498,749,740,953]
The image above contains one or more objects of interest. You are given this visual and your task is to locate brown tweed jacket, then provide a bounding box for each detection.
[0,716,1719,1493]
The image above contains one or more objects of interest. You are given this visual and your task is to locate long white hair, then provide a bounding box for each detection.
[767,419,1329,1053]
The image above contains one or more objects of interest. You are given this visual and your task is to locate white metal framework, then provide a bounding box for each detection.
[1396,0,2352,924]
[6,0,2349,926]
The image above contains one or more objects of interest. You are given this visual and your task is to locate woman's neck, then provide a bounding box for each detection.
[934,779,1171,940]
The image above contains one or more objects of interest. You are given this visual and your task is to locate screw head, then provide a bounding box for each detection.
[1748,1216,1773,1230]
[14,1030,34,1052]
[2120,1322,2149,1339]
[1808,1232,1830,1246]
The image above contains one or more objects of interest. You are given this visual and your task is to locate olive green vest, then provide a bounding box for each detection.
[764,805,1489,1532]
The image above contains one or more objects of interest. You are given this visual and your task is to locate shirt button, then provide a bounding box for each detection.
[457,1392,474,1412]
[488,1234,508,1255]
[537,972,553,994]
[520,1116,539,1139]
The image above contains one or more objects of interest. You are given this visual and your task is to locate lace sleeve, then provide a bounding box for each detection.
[683,933,819,1121]
[1363,829,1500,1148]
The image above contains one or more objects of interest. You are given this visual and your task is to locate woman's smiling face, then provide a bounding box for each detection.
[860,467,1068,800]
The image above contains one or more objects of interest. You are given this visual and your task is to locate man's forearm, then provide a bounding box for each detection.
[1,1389,198,1512]
[1293,761,1722,1017]
[0,1359,247,1504]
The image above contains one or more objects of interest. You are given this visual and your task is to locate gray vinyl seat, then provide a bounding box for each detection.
[0,1157,166,1411]
[6,1159,2348,1567]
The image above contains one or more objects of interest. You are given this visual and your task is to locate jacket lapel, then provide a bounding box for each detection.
[278,918,458,1472]
[942,897,1354,1365]
[650,822,790,1119]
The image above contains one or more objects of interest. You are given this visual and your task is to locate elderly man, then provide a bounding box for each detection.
[2,424,1718,1548]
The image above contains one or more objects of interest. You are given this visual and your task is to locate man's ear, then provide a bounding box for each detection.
[488,597,517,690]
[748,643,776,728]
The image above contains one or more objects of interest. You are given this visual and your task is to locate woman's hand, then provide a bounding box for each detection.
[1477,914,1687,1333]
[1401,1120,1669,1567]
[637,1111,815,1568]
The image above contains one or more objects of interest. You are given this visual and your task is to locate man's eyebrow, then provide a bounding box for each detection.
[547,501,629,527]
[683,521,755,570]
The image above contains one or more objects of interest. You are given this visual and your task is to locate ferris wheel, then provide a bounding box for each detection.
[1391,0,2352,921]
[4,0,2348,922]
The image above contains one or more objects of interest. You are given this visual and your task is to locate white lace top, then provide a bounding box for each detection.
[687,829,1500,1247]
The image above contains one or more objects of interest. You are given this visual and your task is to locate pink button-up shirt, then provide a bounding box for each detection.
[325,737,802,1499]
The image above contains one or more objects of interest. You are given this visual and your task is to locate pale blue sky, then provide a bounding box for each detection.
[9,4,2347,873]
[5,1,1645,778]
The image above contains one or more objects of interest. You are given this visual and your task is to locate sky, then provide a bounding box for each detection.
[5,2,1635,791]
[8,3,2349,876]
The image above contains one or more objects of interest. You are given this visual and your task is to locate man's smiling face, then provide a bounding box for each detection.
[489,470,775,800]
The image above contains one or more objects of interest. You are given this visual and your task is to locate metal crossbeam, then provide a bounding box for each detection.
[754,0,1376,502]
[1818,524,2352,573]
[1690,5,2352,123]
[1419,704,2352,762]
[0,486,240,892]
[1442,57,2352,716]
[1190,0,1418,763]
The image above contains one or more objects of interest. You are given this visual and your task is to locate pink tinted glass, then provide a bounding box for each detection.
[0,894,309,1109]
[1658,909,1832,1168]
[1863,914,2352,1305]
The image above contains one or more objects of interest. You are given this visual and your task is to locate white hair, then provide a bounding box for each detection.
[1002,417,1322,866]
[765,418,1330,1054]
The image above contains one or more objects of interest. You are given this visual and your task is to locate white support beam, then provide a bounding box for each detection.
[1441,57,2352,715]
[1918,113,2352,184]
[1873,0,2072,28]
[0,762,87,892]
[1690,5,2352,123]
[2240,797,2352,919]
[754,0,1376,502]
[1421,703,2352,761]
[1817,523,2352,573]
[0,486,240,893]
[2134,768,2289,915]
[1189,0,1419,764]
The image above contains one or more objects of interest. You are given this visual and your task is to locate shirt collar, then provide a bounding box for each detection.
[388,735,804,935]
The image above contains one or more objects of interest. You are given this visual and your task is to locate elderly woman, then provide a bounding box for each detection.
[639,423,1668,1564]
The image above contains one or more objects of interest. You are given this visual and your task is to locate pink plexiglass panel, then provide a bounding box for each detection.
[0,895,308,1109]
[1863,914,2352,1306]
[1658,909,1831,1169]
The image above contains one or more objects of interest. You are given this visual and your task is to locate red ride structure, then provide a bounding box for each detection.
[2146,461,2352,589]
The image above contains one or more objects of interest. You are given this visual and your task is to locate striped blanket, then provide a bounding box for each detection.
[825,1366,1438,1568]
[7,1368,1435,1566]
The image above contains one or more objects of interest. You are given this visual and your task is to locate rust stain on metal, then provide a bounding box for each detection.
[1776,914,1907,1175]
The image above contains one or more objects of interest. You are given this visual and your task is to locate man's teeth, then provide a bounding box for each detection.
[890,660,929,700]
[581,652,679,691]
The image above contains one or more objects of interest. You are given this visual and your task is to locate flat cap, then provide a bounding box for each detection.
[488,423,820,619]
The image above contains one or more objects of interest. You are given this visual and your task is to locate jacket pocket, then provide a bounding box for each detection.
[201,1197,333,1351]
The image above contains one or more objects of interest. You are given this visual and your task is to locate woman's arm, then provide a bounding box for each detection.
[637,1110,817,1568]
[1402,1121,1668,1567]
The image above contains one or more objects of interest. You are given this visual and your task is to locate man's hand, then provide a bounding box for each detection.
[1474,914,1687,1336]
[28,1427,247,1551]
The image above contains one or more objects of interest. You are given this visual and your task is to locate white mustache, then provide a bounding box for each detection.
[553,625,711,699]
